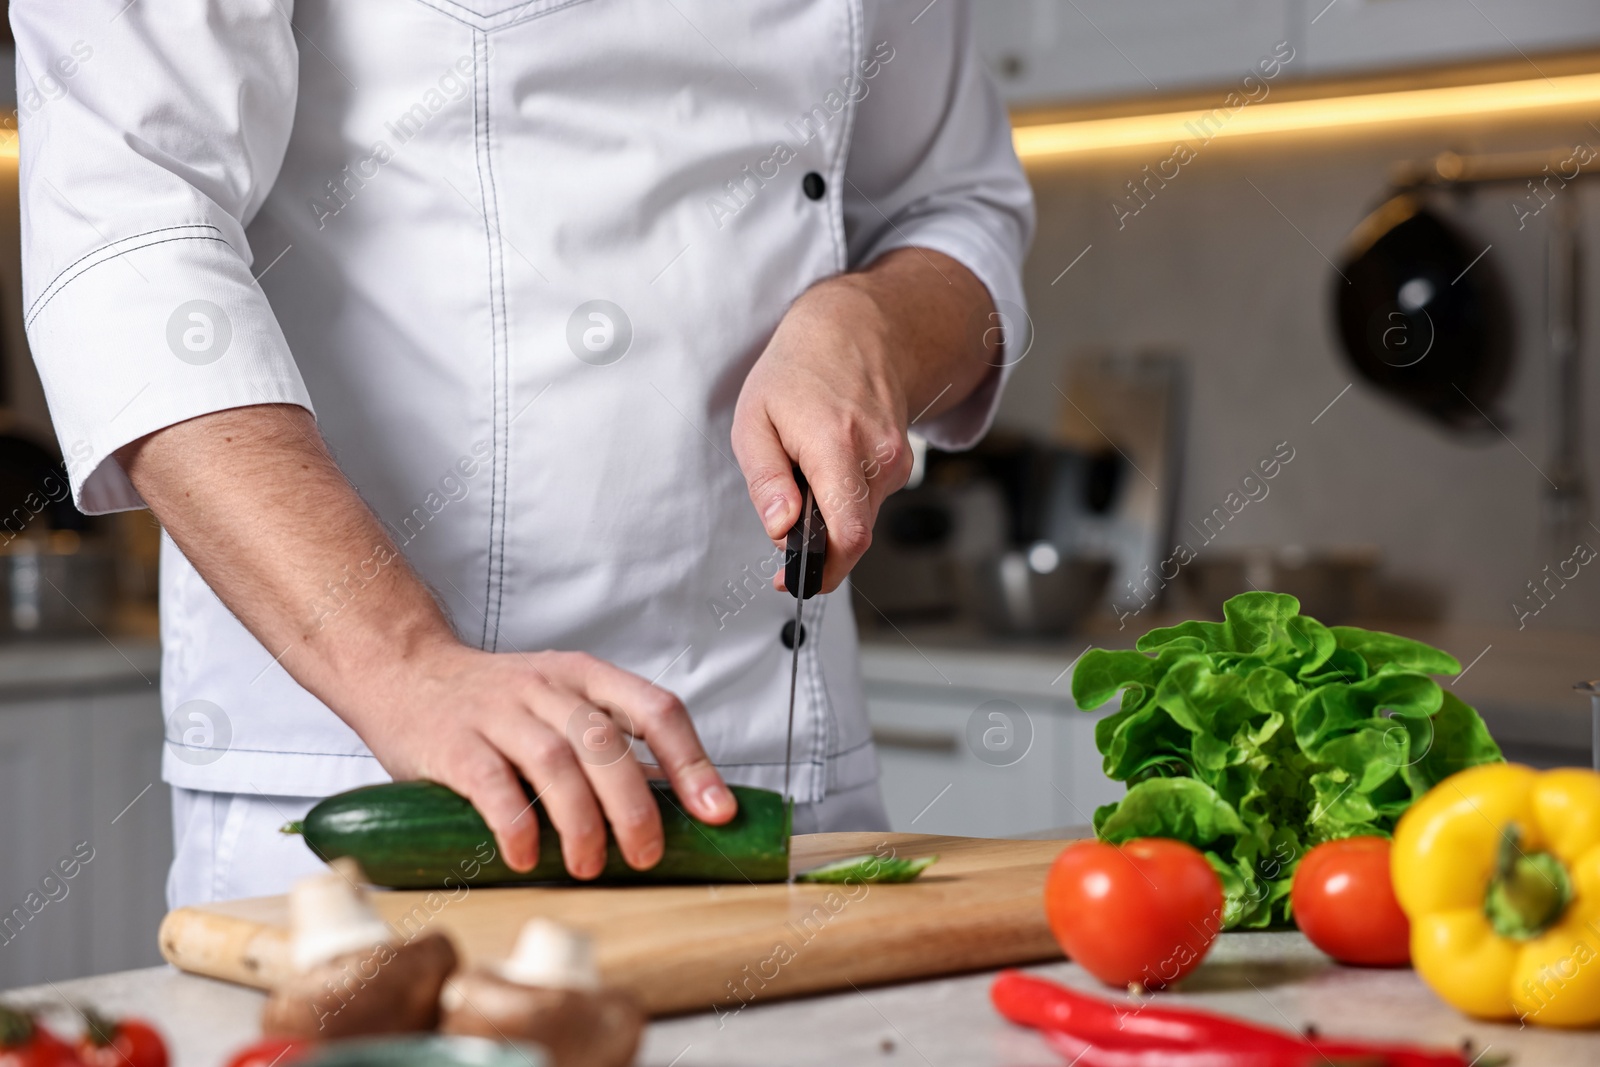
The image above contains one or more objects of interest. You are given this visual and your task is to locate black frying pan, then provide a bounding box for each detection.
[1334,194,1513,433]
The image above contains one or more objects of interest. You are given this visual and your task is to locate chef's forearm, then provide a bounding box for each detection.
[831,246,1000,425]
[115,405,455,696]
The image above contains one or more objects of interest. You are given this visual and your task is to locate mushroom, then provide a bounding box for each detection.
[261,858,459,1039]
[440,919,644,1067]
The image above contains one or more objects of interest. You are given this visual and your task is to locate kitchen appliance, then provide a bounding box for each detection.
[1180,545,1380,625]
[0,532,116,638]
[851,437,1121,631]
[1334,193,1513,432]
[159,831,1074,1014]
[959,548,1111,635]
[0,427,114,638]
[1052,351,1186,613]
[1544,193,1589,560]
[943,433,1121,635]
[1576,680,1600,772]
[852,352,1181,633]
[848,482,965,620]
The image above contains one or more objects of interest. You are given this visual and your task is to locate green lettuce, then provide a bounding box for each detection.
[1074,592,1502,929]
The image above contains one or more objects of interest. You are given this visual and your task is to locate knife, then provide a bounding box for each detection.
[783,465,827,804]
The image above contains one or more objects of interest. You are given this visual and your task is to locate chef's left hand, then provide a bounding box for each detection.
[732,247,999,593]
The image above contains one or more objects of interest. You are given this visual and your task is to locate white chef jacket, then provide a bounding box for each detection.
[14,0,1033,807]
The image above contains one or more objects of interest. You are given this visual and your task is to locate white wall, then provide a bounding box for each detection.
[1002,111,1600,631]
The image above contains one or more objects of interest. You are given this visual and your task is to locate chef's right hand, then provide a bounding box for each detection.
[350,641,737,877]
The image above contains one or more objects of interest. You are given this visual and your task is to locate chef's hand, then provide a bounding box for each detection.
[732,248,1000,591]
[115,405,734,881]
[351,641,738,877]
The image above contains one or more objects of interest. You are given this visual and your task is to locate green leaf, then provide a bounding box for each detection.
[1091,801,1120,837]
[1306,726,1407,795]
[1329,626,1462,675]
[1244,666,1299,717]
[1292,672,1442,752]
[1096,777,1248,845]
[1402,690,1504,796]
[1283,615,1339,679]
[1101,701,1196,782]
[1072,648,1161,710]
[1205,854,1254,928]
[1297,646,1369,688]
[1307,768,1381,832]
[1135,591,1301,657]
[1153,659,1259,773]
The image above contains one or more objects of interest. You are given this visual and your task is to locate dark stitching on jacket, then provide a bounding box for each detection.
[483,34,511,650]
[27,224,225,323]
[469,30,511,651]
[26,234,230,327]
[470,34,494,649]
[827,0,863,272]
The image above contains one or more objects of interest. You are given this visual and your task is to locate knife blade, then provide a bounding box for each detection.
[783,465,827,804]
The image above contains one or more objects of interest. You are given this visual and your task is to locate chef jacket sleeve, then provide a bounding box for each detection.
[11,1,312,514]
[843,0,1036,452]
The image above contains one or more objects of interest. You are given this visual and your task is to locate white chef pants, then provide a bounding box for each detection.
[167,780,889,909]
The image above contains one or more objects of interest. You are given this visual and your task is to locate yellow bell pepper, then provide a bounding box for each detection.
[1392,762,1600,1028]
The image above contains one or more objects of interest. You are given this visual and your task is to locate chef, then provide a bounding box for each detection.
[13,0,1033,907]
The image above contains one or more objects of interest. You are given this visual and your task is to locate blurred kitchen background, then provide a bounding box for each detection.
[4,1,1600,986]
[856,4,1600,854]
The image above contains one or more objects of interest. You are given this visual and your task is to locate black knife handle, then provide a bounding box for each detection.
[785,465,827,600]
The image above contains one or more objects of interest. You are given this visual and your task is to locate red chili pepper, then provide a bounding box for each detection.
[992,972,1471,1067]
[992,970,1126,1033]
[1045,1028,1300,1067]
[992,971,1300,1051]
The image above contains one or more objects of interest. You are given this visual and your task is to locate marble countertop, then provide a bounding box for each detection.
[7,933,1598,1067]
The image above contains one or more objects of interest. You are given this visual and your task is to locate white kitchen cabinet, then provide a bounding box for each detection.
[975,0,1296,106]
[0,700,86,987]
[862,645,1123,838]
[976,0,1600,108]
[0,642,167,989]
[82,690,173,979]
[1301,0,1600,76]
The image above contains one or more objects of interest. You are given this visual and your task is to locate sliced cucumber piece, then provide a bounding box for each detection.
[794,853,937,884]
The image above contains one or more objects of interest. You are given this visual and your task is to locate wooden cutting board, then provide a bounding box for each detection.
[159,832,1071,1016]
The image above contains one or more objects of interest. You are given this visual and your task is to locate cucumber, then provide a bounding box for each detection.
[283,780,791,888]
[794,854,938,884]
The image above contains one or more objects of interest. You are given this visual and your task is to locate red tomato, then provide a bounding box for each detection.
[1044,838,1225,990]
[1290,836,1410,967]
[0,1010,79,1067]
[223,1038,312,1067]
[76,1015,168,1067]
